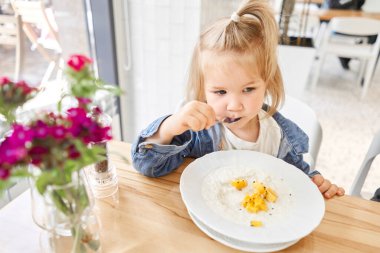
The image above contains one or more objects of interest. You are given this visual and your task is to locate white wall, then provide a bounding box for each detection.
[121,0,201,139]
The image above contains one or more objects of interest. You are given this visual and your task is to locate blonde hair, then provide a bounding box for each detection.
[185,0,284,116]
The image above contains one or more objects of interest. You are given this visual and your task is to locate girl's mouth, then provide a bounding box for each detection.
[222,117,241,124]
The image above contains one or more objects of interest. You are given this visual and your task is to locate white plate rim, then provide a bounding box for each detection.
[188,211,300,252]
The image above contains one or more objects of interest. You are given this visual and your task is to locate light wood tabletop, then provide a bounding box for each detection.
[311,9,380,21]
[1,140,380,252]
[296,0,324,5]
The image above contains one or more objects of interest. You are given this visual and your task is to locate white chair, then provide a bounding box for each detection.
[10,0,63,84]
[279,96,323,170]
[0,14,23,80]
[361,0,380,13]
[311,17,380,99]
[350,130,380,198]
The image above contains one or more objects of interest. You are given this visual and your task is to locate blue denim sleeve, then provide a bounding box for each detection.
[131,115,201,177]
[274,111,320,178]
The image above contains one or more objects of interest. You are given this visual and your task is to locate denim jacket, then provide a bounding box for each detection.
[131,110,320,178]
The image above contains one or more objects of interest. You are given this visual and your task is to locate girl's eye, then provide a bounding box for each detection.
[243,87,255,93]
[214,90,226,95]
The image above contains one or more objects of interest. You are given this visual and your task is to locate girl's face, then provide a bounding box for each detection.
[203,54,266,134]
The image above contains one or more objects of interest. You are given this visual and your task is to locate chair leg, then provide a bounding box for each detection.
[310,53,325,90]
[56,57,64,80]
[350,160,374,197]
[356,59,366,87]
[14,15,24,81]
[361,57,377,99]
[41,60,56,85]
[14,44,21,81]
[350,130,380,196]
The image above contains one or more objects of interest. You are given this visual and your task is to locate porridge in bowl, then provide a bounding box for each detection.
[202,166,294,227]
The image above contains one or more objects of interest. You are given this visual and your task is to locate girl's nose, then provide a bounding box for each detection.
[227,96,243,111]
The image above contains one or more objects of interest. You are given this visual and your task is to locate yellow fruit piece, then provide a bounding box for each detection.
[254,198,268,212]
[253,182,265,194]
[246,203,259,213]
[231,179,247,190]
[265,188,277,202]
[250,220,263,227]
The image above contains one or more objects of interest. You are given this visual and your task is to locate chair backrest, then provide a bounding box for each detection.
[350,130,380,197]
[279,96,323,169]
[361,0,380,13]
[321,17,380,59]
[0,14,23,80]
[0,14,21,46]
[11,0,61,54]
[329,17,380,37]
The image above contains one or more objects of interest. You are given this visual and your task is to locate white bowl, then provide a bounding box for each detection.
[180,150,325,246]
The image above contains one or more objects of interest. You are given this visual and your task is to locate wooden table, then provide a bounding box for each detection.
[311,9,380,21]
[1,140,380,252]
[296,0,324,5]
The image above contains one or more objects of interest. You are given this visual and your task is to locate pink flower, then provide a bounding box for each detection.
[15,80,37,94]
[0,76,11,86]
[77,97,92,107]
[29,146,49,166]
[68,145,80,159]
[0,167,10,180]
[67,54,93,72]
[91,106,102,116]
[0,144,27,164]
[33,120,50,138]
[51,125,67,139]
[9,124,33,145]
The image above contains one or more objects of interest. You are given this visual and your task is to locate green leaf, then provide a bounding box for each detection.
[10,167,31,178]
[0,180,13,197]
[100,84,123,96]
[51,189,71,215]
[35,171,56,195]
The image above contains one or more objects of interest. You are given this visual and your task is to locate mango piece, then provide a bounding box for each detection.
[250,220,263,227]
[253,182,265,194]
[231,179,247,191]
[265,188,277,202]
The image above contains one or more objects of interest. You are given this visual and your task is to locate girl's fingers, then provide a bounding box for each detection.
[337,187,345,196]
[186,114,208,131]
[312,175,345,198]
[312,174,324,187]
[318,179,331,194]
[182,101,216,129]
[196,103,216,128]
[324,184,338,199]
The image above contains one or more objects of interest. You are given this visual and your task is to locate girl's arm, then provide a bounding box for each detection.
[131,103,217,177]
[145,101,216,145]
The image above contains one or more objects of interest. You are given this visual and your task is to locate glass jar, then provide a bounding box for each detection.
[86,111,119,207]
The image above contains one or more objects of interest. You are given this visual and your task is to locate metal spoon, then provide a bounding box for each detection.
[221,117,241,124]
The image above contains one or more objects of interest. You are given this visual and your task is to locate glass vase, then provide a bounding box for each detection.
[29,165,102,253]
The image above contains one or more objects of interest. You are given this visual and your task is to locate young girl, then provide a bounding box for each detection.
[131,0,344,199]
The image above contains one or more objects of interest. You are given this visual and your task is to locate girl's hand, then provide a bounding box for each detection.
[171,101,216,134]
[146,101,216,145]
[312,174,345,199]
